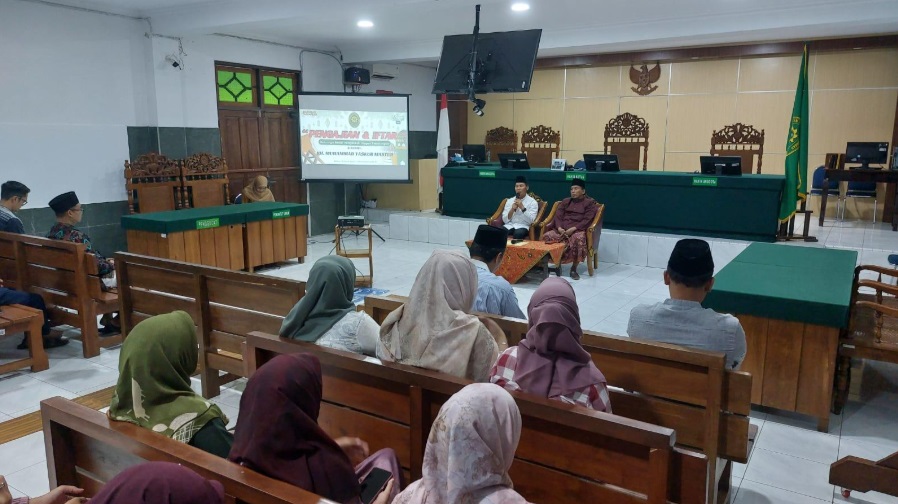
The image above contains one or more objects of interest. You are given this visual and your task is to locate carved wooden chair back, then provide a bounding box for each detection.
[711,123,765,174]
[604,113,649,171]
[124,153,182,214]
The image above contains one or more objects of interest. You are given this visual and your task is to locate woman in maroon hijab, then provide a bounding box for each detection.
[490,277,611,412]
[229,353,400,504]
[90,462,224,503]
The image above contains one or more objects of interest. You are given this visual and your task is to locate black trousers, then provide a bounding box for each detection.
[0,288,52,335]
[506,227,529,239]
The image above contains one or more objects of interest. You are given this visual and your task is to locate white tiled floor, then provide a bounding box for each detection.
[3,217,898,502]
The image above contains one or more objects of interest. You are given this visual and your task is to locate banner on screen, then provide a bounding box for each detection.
[298,93,411,182]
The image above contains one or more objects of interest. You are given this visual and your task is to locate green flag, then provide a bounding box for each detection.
[780,44,809,222]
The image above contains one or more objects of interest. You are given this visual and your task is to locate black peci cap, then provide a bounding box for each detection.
[667,239,714,277]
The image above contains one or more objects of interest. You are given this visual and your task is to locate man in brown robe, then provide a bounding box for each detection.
[542,179,597,280]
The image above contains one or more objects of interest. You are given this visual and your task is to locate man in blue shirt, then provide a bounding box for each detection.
[469,225,526,319]
[627,239,746,369]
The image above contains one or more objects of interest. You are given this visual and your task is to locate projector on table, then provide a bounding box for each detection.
[338,215,366,227]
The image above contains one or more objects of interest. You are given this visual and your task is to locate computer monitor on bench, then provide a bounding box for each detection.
[583,154,620,172]
[462,144,487,163]
[498,153,531,169]
[845,142,889,169]
[700,156,742,176]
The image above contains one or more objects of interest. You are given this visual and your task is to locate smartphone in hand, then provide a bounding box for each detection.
[359,468,392,504]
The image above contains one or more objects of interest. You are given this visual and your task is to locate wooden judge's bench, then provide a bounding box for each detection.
[121,202,308,272]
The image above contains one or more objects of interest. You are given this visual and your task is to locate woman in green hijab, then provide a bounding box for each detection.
[280,255,380,355]
[108,311,233,457]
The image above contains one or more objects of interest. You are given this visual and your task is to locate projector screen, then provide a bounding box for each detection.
[298,93,411,182]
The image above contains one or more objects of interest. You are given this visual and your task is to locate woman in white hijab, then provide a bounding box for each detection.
[393,383,530,504]
[376,250,506,382]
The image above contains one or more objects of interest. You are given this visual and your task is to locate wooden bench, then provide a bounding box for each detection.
[0,231,120,358]
[244,333,704,504]
[364,294,753,504]
[830,450,898,498]
[115,252,305,397]
[0,304,47,374]
[40,397,332,503]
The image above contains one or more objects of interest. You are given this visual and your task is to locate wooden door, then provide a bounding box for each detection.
[260,111,303,203]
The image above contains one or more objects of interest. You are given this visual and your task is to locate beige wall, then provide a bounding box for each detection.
[366,159,439,211]
[467,48,898,219]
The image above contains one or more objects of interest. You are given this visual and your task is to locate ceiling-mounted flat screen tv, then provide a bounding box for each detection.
[432,29,542,94]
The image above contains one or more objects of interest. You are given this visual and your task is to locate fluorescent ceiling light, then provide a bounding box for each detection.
[511,3,530,12]
[357,20,374,28]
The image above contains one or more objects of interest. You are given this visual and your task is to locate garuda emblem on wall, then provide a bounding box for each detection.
[630,63,661,95]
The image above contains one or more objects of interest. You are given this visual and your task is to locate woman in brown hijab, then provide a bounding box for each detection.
[241,175,275,203]
[229,353,401,504]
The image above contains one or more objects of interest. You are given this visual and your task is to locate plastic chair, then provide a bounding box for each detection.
[810,166,841,219]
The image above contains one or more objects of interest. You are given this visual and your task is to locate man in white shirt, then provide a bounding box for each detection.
[500,176,538,240]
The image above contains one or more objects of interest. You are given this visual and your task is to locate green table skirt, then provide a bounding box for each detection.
[441,167,785,242]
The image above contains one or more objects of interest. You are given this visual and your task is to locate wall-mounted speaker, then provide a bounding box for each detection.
[344,67,370,85]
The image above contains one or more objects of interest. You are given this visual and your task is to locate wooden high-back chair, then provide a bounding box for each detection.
[181,153,230,208]
[521,125,560,168]
[711,123,765,174]
[124,153,182,214]
[604,113,649,170]
[484,126,518,162]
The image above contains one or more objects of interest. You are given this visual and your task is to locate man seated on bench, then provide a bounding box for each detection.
[469,225,525,319]
[47,191,119,333]
[0,181,28,233]
[627,239,746,369]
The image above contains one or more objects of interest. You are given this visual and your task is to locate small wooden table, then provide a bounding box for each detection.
[335,225,373,287]
[0,304,48,374]
[819,168,898,229]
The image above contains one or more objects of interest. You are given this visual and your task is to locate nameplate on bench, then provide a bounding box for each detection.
[272,210,291,219]
[196,217,221,230]
[692,176,718,187]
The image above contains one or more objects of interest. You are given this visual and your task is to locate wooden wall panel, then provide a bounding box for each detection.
[739,56,803,92]
[670,60,737,95]
[565,66,622,98]
[760,319,806,410]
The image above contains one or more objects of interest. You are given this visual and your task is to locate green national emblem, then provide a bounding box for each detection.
[348,112,361,128]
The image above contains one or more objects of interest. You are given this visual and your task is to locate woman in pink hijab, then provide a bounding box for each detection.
[393,383,530,504]
[490,277,611,412]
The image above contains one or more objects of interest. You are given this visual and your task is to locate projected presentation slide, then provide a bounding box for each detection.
[298,93,410,182]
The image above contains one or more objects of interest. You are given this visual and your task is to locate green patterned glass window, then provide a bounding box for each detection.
[263,73,295,106]
[217,69,254,104]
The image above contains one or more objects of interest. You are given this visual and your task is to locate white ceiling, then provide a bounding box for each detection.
[62,0,898,63]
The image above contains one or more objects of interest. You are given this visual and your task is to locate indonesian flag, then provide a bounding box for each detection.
[437,94,450,193]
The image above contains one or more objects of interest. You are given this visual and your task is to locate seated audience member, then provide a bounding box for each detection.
[541,179,598,280]
[280,255,379,355]
[393,383,531,504]
[46,191,119,332]
[491,277,611,412]
[377,250,507,381]
[108,311,233,457]
[241,175,275,203]
[229,353,399,504]
[89,462,224,504]
[1,276,68,349]
[0,474,85,504]
[493,176,537,239]
[0,181,28,233]
[469,225,526,319]
[628,239,747,369]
